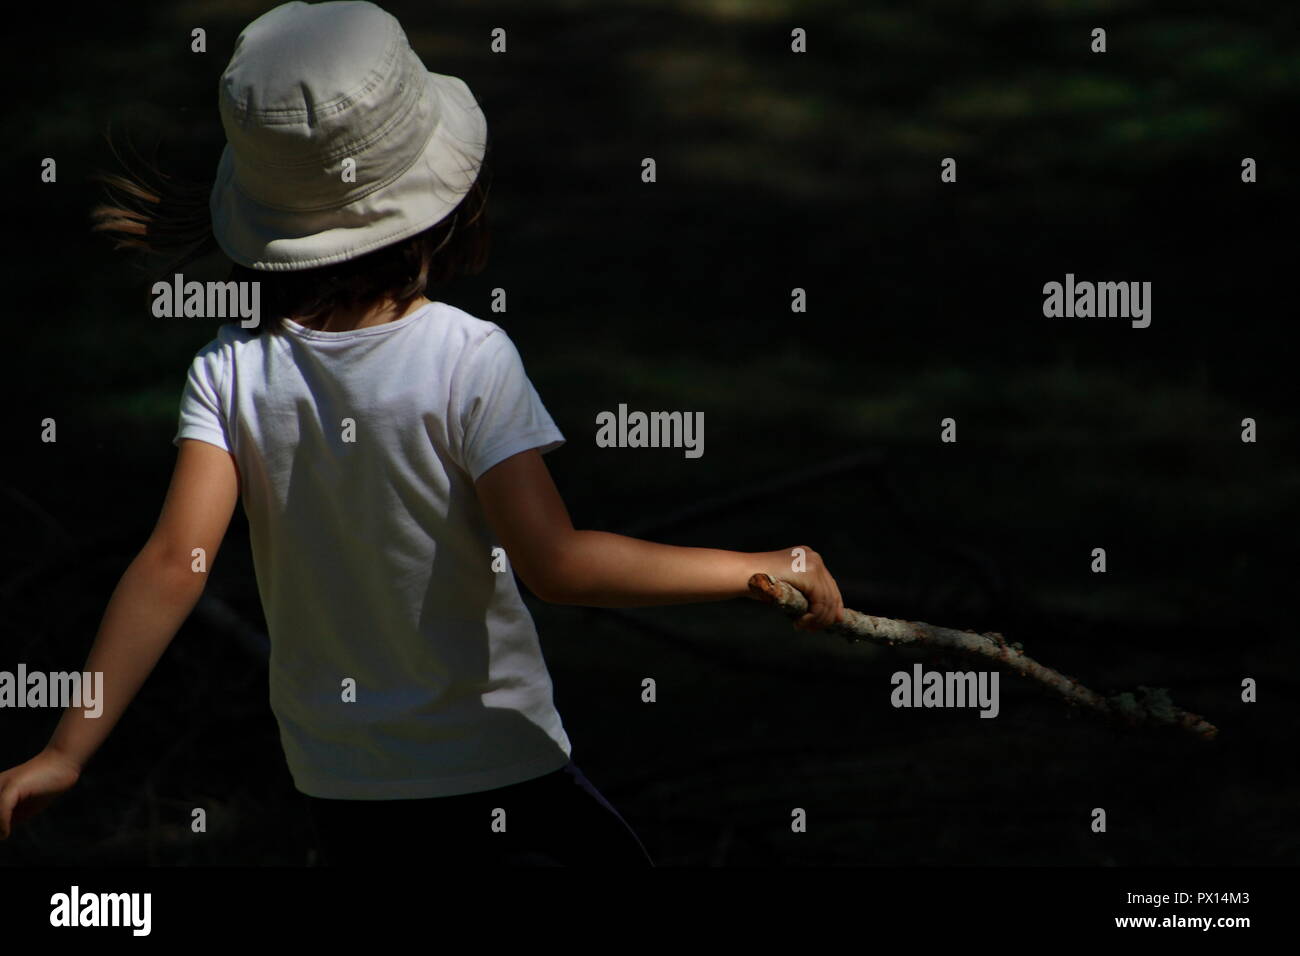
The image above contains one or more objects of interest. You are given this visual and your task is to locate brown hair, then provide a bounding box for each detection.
[89,132,491,333]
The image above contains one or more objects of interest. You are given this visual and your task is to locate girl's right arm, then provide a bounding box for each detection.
[0,538,204,839]
[474,448,845,629]
[0,439,239,840]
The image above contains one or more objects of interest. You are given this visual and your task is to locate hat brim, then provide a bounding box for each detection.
[210,71,487,272]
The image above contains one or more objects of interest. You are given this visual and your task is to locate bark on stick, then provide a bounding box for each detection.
[747,573,1217,740]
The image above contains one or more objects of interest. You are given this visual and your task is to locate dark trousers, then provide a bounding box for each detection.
[305,761,654,867]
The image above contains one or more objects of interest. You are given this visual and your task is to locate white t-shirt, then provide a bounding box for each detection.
[173,300,573,798]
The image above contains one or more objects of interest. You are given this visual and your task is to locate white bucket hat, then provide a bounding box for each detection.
[210,0,487,271]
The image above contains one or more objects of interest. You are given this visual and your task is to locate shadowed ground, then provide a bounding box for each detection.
[2,0,1297,865]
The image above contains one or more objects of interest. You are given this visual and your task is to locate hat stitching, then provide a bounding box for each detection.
[224,78,448,213]
[222,16,401,122]
[228,68,426,172]
[223,43,427,168]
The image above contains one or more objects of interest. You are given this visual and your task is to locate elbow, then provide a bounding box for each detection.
[520,541,580,605]
[525,565,573,606]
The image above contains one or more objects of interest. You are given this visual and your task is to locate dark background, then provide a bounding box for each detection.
[2,0,1297,866]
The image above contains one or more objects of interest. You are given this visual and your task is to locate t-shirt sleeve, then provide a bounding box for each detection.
[453,327,565,482]
[172,336,232,452]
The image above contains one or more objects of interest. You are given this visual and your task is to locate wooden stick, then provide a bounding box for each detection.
[746,573,1218,740]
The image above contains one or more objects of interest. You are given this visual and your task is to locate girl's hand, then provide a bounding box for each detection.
[0,749,82,840]
[754,546,845,631]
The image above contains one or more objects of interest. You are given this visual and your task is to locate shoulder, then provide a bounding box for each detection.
[207,321,277,362]
[422,302,527,386]
[184,322,263,382]
[188,321,261,355]
[425,300,507,354]
[214,321,263,350]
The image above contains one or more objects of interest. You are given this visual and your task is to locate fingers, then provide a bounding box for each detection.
[795,585,842,630]
[788,548,843,631]
[820,564,844,628]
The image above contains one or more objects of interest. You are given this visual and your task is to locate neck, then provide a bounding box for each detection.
[295,295,431,332]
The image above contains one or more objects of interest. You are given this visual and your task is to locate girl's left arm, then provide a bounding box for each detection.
[44,438,240,771]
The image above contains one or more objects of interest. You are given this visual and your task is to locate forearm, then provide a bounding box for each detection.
[46,548,205,770]
[543,530,766,607]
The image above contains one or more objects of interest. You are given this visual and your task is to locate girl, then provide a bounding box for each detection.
[0,0,844,866]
